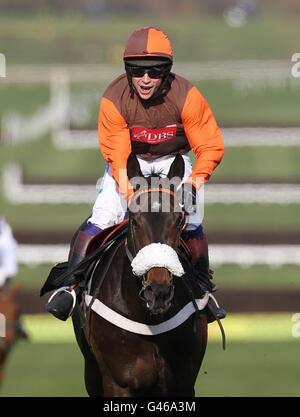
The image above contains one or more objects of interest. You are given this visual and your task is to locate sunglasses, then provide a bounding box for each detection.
[129,65,168,79]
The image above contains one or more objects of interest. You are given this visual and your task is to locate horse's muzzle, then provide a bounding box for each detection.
[141,280,174,315]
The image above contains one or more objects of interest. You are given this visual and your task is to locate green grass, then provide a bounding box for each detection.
[212,146,300,182]
[197,341,300,397]
[205,203,300,232]
[0,15,300,64]
[2,337,300,396]
[1,342,86,397]
[191,145,300,182]
[1,201,300,235]
[0,134,104,181]
[0,85,49,118]
[0,203,90,232]
[213,265,300,289]
[16,264,57,290]
[196,80,300,126]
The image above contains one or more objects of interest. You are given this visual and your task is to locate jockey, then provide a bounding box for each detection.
[47,26,226,322]
[0,217,18,289]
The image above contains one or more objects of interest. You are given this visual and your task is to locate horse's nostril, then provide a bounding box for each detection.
[149,283,173,301]
[151,283,167,297]
[142,286,154,302]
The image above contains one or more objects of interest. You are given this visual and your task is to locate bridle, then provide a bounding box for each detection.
[126,187,186,304]
[127,186,178,254]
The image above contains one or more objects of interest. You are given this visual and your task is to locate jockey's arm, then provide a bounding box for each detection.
[181,86,225,189]
[98,97,133,200]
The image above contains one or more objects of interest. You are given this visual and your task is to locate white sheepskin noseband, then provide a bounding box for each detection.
[131,243,185,277]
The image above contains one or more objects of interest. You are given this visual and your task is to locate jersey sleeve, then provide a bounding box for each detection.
[98,96,133,199]
[181,86,224,188]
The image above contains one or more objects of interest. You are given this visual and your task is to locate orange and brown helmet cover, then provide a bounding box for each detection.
[123,26,173,63]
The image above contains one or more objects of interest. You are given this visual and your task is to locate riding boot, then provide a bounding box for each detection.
[183,226,226,323]
[46,223,103,321]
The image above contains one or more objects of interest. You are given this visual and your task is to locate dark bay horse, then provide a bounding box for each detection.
[72,154,208,397]
[0,285,27,385]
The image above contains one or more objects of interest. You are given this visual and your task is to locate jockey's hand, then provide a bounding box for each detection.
[180,183,197,214]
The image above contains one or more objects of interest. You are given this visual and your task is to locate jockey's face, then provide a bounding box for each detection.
[132,71,163,100]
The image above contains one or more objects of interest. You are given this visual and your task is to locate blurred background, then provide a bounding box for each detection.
[0,0,300,397]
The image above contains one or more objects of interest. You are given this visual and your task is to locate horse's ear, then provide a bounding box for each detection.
[127,152,143,181]
[167,154,185,180]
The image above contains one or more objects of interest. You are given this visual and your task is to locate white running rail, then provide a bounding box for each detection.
[18,243,300,267]
[3,163,300,205]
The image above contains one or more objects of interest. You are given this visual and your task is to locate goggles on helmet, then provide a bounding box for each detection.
[130,65,169,79]
[127,64,171,79]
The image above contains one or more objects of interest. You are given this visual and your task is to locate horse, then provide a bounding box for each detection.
[72,154,208,397]
[0,284,28,386]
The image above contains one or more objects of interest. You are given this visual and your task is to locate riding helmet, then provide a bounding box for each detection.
[123,26,173,98]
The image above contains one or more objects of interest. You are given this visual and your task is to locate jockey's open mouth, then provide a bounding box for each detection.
[140,85,152,93]
[132,72,163,100]
[135,83,159,99]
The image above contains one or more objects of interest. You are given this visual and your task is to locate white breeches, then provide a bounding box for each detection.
[88,154,203,231]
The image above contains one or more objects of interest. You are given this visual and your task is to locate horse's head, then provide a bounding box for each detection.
[127,153,186,315]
